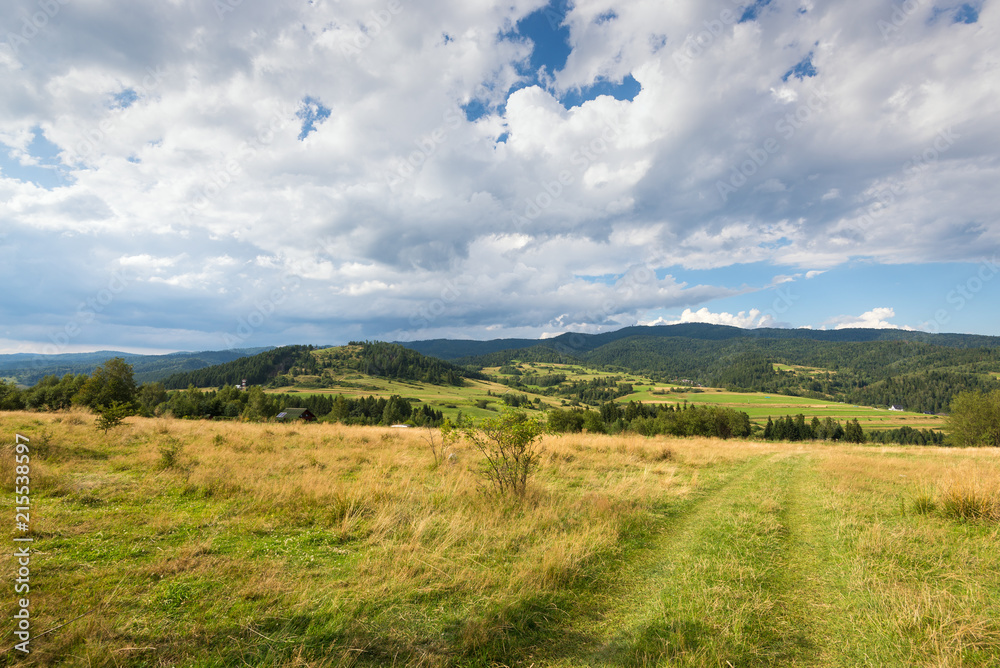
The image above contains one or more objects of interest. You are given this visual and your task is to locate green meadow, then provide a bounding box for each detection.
[2,411,998,666]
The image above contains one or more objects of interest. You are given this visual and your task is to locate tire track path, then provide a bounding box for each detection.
[539,452,826,667]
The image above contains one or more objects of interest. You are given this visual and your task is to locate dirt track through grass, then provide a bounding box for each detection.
[535,449,1000,667]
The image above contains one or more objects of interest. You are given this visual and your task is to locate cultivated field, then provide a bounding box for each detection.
[2,411,998,667]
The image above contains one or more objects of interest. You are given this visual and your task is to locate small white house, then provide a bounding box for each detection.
[889,405,904,412]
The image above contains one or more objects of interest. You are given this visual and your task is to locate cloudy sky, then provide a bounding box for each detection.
[1,0,998,354]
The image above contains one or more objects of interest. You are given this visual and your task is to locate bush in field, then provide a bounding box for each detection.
[948,390,1000,447]
[460,408,544,498]
[95,400,135,434]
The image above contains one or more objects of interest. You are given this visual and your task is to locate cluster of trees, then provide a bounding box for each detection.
[501,370,568,387]
[155,386,445,426]
[1,374,87,410]
[866,426,946,446]
[346,341,479,386]
[0,358,140,413]
[762,415,865,443]
[494,372,634,404]
[948,389,1000,447]
[328,394,444,426]
[547,401,752,440]
[452,345,579,368]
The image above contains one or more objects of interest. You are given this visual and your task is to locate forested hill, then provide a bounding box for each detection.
[0,348,269,386]
[161,342,481,390]
[405,325,1000,414]
[403,324,1000,361]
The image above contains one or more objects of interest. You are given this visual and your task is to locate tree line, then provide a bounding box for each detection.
[546,401,752,440]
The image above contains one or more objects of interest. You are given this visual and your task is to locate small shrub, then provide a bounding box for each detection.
[459,408,544,498]
[158,438,183,470]
[95,401,134,434]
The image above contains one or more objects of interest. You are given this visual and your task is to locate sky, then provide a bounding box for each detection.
[1,0,998,355]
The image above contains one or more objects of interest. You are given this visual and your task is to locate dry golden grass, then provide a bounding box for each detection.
[1,411,999,667]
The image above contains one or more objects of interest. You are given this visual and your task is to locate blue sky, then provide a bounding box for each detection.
[1,0,998,354]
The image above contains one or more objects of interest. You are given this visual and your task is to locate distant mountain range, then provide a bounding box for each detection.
[0,348,271,386]
[399,324,1000,361]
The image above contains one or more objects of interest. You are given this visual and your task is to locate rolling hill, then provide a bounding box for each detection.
[159,341,484,390]
[401,324,1000,413]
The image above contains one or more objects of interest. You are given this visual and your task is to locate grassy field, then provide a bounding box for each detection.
[2,411,999,666]
[626,388,948,431]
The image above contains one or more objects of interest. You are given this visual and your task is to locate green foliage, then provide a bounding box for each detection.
[0,378,27,410]
[76,357,138,410]
[460,408,545,498]
[138,381,168,416]
[95,400,135,434]
[451,345,582,367]
[948,390,1000,447]
[867,426,945,445]
[327,393,442,427]
[242,386,280,421]
[547,401,752,440]
[20,373,87,410]
[158,437,184,469]
[496,371,634,404]
[844,418,866,443]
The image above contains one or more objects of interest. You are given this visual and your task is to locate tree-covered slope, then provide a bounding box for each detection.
[161,342,482,390]
[405,325,1000,414]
